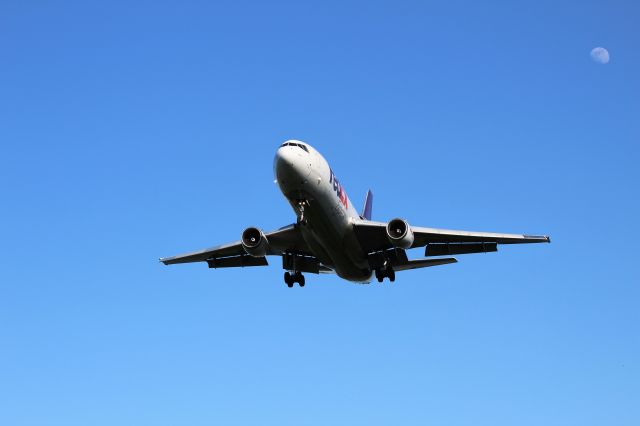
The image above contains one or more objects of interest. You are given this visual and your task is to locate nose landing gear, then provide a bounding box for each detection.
[296,200,309,224]
[284,271,305,287]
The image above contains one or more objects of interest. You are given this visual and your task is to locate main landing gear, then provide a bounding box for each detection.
[284,271,305,288]
[375,267,395,283]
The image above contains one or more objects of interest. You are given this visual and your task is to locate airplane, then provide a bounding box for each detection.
[160,140,550,286]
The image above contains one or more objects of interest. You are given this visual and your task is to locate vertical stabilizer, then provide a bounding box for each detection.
[361,190,373,220]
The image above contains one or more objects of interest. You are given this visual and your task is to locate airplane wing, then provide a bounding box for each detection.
[160,224,311,268]
[352,220,550,255]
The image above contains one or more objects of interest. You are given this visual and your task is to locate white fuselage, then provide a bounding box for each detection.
[273,141,372,281]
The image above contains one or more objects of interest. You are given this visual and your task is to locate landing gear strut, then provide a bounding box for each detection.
[375,267,395,283]
[296,200,308,224]
[284,271,305,287]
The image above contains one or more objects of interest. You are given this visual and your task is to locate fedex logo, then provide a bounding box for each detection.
[329,168,348,209]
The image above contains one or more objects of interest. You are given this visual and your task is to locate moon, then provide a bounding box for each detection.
[590,47,610,64]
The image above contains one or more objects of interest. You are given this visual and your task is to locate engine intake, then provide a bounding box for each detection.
[241,227,269,257]
[386,218,414,249]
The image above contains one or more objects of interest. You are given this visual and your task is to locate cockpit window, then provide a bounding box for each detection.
[280,142,309,152]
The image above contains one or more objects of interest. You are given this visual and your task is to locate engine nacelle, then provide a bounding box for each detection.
[386,218,414,249]
[241,227,269,257]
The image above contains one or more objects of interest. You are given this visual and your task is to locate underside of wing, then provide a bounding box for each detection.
[411,226,550,245]
[353,219,550,255]
[159,224,311,268]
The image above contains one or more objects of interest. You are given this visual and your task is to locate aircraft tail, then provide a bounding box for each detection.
[361,190,373,220]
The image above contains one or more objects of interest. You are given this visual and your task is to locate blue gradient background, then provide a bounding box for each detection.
[1,1,638,424]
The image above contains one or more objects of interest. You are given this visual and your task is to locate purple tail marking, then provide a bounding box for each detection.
[361,190,373,220]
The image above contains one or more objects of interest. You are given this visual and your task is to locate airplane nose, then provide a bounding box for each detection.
[275,146,294,168]
[273,145,310,188]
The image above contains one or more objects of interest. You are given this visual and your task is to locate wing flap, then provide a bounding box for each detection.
[206,255,268,268]
[425,242,497,256]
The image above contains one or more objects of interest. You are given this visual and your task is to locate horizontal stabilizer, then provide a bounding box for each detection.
[394,257,457,272]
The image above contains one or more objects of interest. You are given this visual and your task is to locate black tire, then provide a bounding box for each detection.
[299,276,305,287]
[389,269,396,282]
[284,272,292,286]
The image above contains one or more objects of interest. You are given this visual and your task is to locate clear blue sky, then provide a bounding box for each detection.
[1,1,638,425]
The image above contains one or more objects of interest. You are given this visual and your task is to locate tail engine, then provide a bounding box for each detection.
[386,218,414,249]
[241,227,269,257]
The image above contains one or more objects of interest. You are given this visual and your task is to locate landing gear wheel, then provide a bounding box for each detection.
[284,272,294,288]
[285,271,305,287]
[375,268,396,283]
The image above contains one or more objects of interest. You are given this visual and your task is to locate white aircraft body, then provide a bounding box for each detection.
[161,140,550,286]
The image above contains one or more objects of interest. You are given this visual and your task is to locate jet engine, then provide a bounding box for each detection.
[386,218,414,249]
[241,227,269,257]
